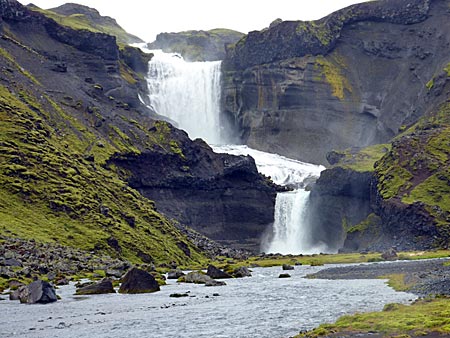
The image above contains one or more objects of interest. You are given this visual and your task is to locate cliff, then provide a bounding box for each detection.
[27,3,143,45]
[147,28,244,61]
[0,0,276,271]
[222,0,450,165]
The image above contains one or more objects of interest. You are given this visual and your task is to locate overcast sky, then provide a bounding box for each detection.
[19,0,369,42]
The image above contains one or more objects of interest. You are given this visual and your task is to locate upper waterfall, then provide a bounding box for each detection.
[146,50,224,144]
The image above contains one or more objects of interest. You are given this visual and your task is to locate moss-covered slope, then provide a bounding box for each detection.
[28,3,143,45]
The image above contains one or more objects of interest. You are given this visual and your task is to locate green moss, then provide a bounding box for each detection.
[347,214,381,233]
[445,63,450,77]
[426,79,435,90]
[315,55,352,100]
[0,47,40,85]
[334,144,391,172]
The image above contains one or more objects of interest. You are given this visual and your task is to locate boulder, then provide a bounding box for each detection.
[167,269,185,279]
[233,266,252,278]
[4,258,22,267]
[279,273,291,278]
[18,280,57,304]
[183,271,213,284]
[206,265,232,279]
[75,278,116,295]
[170,293,189,298]
[282,264,294,271]
[119,267,160,294]
[205,280,226,287]
[381,248,398,261]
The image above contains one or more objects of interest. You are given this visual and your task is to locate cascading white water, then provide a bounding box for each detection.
[145,50,327,254]
[146,50,223,144]
[213,145,326,254]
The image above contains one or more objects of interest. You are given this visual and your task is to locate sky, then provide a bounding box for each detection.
[18,0,369,42]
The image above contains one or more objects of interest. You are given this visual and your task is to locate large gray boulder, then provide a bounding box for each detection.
[119,267,160,294]
[18,280,57,304]
[182,271,213,284]
[75,278,116,295]
[233,266,252,278]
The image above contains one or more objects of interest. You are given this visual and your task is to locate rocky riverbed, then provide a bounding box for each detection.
[308,258,450,297]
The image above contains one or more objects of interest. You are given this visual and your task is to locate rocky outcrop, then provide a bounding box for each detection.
[109,123,277,252]
[222,0,450,164]
[148,29,244,61]
[119,268,160,294]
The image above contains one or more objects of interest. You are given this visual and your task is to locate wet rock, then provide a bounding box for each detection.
[182,271,213,284]
[206,265,232,279]
[18,280,57,304]
[279,273,291,278]
[75,278,116,295]
[170,293,189,298]
[282,264,294,271]
[233,266,252,278]
[167,269,185,279]
[119,267,160,294]
[205,280,226,287]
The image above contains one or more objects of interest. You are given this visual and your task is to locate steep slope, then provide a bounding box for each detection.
[27,2,143,44]
[147,29,244,61]
[0,0,276,263]
[222,0,450,165]
[307,64,450,252]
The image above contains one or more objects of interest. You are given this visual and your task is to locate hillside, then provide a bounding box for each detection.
[147,28,244,61]
[27,3,143,45]
[0,0,276,280]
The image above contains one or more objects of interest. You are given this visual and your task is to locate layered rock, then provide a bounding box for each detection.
[222,0,450,164]
[148,29,244,61]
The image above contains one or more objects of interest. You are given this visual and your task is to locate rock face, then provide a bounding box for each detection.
[222,0,450,164]
[109,125,277,252]
[119,268,160,294]
[75,278,116,295]
[18,280,57,304]
[147,29,244,61]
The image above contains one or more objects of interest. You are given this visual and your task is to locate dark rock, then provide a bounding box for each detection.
[4,258,22,267]
[167,269,185,280]
[279,273,291,278]
[381,248,398,261]
[105,269,123,278]
[205,280,226,287]
[206,265,232,279]
[282,264,294,271]
[18,280,57,304]
[233,266,252,278]
[50,63,67,72]
[75,278,115,295]
[119,267,160,294]
[170,293,189,298]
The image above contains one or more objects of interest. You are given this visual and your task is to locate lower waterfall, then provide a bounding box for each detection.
[145,50,327,254]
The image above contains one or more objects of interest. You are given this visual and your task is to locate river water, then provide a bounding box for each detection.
[0,265,415,338]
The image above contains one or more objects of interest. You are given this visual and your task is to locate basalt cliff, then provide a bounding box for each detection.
[222,0,450,165]
[0,0,276,286]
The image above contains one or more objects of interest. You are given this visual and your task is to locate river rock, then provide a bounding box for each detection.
[182,271,213,284]
[279,273,291,278]
[119,267,160,294]
[206,265,232,279]
[167,269,185,279]
[205,280,226,287]
[233,266,252,278]
[75,278,116,295]
[282,264,294,271]
[18,280,58,304]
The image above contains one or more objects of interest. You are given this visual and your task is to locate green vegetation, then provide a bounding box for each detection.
[331,144,391,172]
[0,47,40,85]
[29,7,141,44]
[296,21,334,46]
[297,297,450,337]
[314,55,352,100]
[0,83,203,265]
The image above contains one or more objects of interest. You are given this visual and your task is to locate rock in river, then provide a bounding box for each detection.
[206,265,232,279]
[119,267,160,294]
[76,278,116,295]
[17,280,57,304]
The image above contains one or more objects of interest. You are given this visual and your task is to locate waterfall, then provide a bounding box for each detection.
[145,50,327,254]
[146,50,224,144]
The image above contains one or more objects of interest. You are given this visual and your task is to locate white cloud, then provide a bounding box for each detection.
[19,0,368,42]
